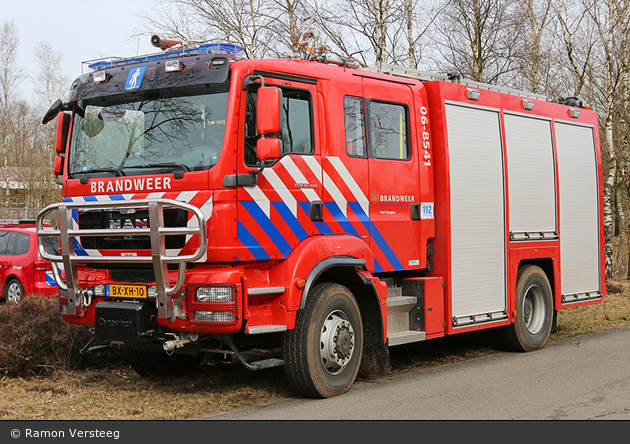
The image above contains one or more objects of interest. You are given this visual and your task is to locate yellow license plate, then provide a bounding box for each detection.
[107,284,147,298]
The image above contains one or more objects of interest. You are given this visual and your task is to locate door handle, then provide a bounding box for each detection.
[410,203,421,221]
[310,202,323,222]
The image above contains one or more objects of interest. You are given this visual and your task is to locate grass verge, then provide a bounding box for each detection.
[0,283,628,420]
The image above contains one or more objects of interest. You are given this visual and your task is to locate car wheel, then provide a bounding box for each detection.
[5,278,24,303]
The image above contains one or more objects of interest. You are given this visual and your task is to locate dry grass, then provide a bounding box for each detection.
[0,283,628,420]
[553,282,630,341]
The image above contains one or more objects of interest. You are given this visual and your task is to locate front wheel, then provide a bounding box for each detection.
[282,283,363,398]
[499,265,553,352]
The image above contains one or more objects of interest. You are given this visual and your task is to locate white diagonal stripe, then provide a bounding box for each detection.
[328,156,369,215]
[305,156,347,217]
[262,166,298,217]
[281,157,320,202]
[176,190,198,203]
[244,185,271,218]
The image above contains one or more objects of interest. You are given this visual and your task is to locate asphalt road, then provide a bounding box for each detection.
[198,326,630,420]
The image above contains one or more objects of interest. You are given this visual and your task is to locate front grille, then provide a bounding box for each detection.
[78,207,187,250]
[110,269,156,283]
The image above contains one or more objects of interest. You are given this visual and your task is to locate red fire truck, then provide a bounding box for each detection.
[37,35,604,398]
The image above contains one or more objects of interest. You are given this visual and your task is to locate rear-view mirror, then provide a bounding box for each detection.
[256,86,282,135]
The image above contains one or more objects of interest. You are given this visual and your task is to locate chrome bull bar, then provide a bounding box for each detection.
[36,198,208,320]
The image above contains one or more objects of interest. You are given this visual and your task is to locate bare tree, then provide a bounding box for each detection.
[310,0,402,66]
[556,0,630,278]
[404,0,447,69]
[33,41,71,113]
[435,0,521,84]
[0,21,26,111]
[552,0,599,96]
[136,0,305,59]
[512,0,562,95]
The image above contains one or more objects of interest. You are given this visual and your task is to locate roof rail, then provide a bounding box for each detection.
[363,62,548,101]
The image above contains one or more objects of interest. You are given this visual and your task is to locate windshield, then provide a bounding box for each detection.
[69,83,229,176]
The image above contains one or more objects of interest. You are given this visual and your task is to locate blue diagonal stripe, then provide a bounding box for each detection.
[298,201,323,234]
[348,201,405,271]
[240,201,292,257]
[273,201,309,241]
[237,220,270,260]
[324,202,362,239]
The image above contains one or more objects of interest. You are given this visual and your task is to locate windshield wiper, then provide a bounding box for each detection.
[127,162,191,172]
[70,166,126,178]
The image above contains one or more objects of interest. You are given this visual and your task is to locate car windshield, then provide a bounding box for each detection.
[69,82,229,176]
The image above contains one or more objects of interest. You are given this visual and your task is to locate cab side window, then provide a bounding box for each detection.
[369,101,409,160]
[244,86,314,165]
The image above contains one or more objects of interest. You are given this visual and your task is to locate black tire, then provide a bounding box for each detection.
[5,278,23,303]
[125,346,203,377]
[499,265,553,352]
[282,282,363,398]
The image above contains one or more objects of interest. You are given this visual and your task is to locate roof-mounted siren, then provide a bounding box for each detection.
[151,35,184,51]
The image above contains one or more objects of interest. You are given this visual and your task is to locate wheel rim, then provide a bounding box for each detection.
[320,309,355,375]
[522,284,545,334]
[6,282,21,303]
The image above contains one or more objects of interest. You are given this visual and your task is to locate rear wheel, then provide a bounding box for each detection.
[125,347,203,377]
[499,265,553,352]
[282,283,363,398]
[5,278,23,303]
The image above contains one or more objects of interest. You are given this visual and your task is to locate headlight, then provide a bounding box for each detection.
[186,284,238,325]
[195,286,233,303]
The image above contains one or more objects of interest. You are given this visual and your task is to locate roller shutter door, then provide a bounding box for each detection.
[445,104,506,322]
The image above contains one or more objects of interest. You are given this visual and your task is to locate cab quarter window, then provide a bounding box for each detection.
[244,86,314,165]
[344,96,367,158]
[369,101,409,160]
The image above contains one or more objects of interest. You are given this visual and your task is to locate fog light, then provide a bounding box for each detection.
[196,286,233,303]
[165,60,181,72]
[94,285,105,297]
[148,286,158,298]
[194,310,234,323]
[93,71,107,83]
[467,88,481,101]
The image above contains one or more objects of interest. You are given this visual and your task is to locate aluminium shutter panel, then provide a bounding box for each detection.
[555,121,601,297]
[503,114,557,237]
[445,103,506,320]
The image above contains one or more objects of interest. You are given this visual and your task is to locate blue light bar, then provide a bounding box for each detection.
[87,42,245,71]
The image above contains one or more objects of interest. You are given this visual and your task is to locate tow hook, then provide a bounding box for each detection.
[163,332,199,354]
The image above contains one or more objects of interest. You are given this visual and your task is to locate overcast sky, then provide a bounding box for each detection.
[2,0,158,101]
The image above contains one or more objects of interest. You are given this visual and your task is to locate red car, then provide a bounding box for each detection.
[0,220,58,302]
